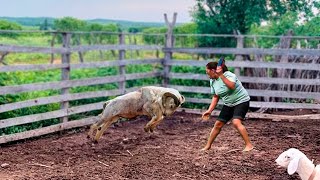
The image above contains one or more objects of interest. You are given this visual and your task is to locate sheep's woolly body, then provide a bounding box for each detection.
[87,86,185,142]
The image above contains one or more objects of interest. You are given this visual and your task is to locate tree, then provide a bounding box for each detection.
[0,20,22,30]
[191,0,319,47]
[53,17,87,31]
[40,19,49,30]
[0,20,22,38]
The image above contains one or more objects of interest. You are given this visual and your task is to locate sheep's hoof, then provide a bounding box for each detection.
[144,126,150,132]
[93,140,99,144]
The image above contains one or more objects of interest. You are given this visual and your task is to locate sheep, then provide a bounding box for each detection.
[87,86,185,143]
[276,148,320,180]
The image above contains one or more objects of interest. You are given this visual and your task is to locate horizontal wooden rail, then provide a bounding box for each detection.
[70,45,162,52]
[0,85,155,113]
[0,102,103,129]
[0,44,162,54]
[168,85,320,100]
[166,60,320,71]
[0,59,163,73]
[0,64,69,72]
[168,73,320,86]
[163,48,320,56]
[0,71,162,95]
[0,116,98,144]
[178,108,320,120]
[185,97,320,109]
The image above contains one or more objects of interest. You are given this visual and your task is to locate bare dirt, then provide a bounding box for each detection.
[0,112,319,180]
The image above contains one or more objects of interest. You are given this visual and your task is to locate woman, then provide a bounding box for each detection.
[201,60,253,152]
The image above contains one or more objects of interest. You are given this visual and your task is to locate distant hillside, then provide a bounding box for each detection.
[0,17,166,30]
[0,17,55,27]
[88,19,165,29]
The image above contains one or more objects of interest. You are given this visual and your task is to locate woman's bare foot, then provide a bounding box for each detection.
[200,146,211,151]
[243,145,254,152]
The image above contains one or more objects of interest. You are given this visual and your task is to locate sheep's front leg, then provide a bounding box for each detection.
[150,117,164,132]
[143,103,162,132]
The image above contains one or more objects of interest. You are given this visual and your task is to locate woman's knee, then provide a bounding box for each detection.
[232,119,242,128]
[214,121,225,129]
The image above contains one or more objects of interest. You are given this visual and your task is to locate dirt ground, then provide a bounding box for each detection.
[0,111,319,180]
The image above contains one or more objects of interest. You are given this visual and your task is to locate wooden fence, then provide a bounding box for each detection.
[0,30,320,144]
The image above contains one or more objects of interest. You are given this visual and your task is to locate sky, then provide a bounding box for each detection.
[0,0,196,23]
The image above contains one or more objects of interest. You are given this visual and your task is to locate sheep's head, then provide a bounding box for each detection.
[161,92,185,116]
[276,148,307,175]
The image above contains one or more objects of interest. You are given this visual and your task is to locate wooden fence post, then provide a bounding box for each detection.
[60,32,71,123]
[119,32,126,94]
[163,13,177,87]
[235,32,244,76]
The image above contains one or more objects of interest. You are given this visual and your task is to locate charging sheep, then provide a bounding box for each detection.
[276,148,320,180]
[87,86,185,143]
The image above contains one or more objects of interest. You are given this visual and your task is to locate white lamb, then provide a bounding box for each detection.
[276,148,320,180]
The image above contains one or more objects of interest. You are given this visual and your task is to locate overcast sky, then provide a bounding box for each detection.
[0,0,196,23]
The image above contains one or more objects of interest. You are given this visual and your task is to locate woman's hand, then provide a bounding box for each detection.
[216,66,223,77]
[202,110,212,121]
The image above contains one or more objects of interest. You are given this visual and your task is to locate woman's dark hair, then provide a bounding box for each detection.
[206,60,228,73]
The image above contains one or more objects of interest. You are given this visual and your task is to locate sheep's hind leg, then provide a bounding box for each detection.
[94,116,119,143]
[87,114,104,139]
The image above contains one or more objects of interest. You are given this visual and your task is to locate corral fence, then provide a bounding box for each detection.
[0,28,320,144]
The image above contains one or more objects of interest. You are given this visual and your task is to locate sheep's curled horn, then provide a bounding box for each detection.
[162,92,181,107]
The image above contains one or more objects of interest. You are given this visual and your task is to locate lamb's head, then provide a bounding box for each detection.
[161,92,185,116]
[276,148,307,175]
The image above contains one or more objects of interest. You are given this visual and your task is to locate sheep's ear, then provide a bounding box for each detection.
[180,95,185,104]
[287,157,300,175]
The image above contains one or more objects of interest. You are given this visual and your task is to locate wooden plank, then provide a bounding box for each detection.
[168,85,320,100]
[163,48,320,56]
[0,71,162,95]
[0,85,157,128]
[70,44,162,52]
[60,32,71,123]
[0,64,69,72]
[70,59,162,69]
[168,73,320,86]
[125,71,162,80]
[119,33,126,94]
[166,60,320,71]
[178,108,320,120]
[185,97,320,109]
[0,75,124,95]
[0,44,67,54]
[0,44,162,54]
[0,116,99,144]
[0,102,104,129]
[238,76,320,86]
[0,89,122,113]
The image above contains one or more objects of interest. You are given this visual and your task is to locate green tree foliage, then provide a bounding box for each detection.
[0,20,22,30]
[192,0,319,47]
[248,12,320,48]
[0,20,22,38]
[53,17,87,31]
[85,23,119,44]
[142,27,167,45]
[39,19,50,30]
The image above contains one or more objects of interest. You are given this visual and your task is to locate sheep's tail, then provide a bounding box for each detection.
[97,100,111,119]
